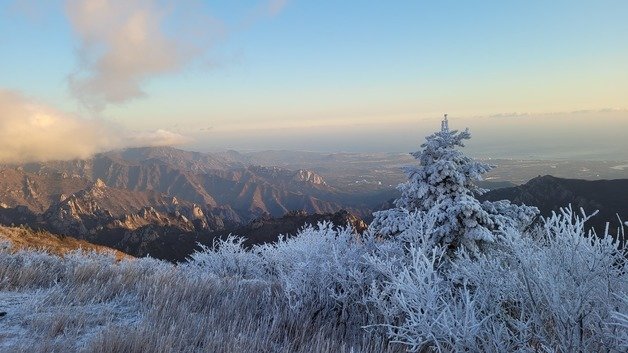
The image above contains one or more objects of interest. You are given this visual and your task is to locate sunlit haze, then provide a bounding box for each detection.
[1,0,627,161]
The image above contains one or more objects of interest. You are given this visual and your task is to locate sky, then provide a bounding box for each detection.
[0,0,627,162]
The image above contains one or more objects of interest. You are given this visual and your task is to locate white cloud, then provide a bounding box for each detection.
[12,0,288,111]
[126,128,192,147]
[0,89,190,163]
[65,0,224,110]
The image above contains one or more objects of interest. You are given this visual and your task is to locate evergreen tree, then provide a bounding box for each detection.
[370,115,538,254]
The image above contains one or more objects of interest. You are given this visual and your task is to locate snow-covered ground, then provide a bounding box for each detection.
[0,291,37,349]
[0,288,141,351]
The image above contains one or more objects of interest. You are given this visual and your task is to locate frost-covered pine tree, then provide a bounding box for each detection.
[370,115,538,254]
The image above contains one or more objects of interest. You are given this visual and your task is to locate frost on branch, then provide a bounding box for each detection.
[368,206,627,352]
[370,115,538,254]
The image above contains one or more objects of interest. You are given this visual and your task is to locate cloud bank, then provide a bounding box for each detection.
[0,89,189,163]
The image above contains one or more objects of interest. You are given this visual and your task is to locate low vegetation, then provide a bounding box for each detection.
[0,245,402,353]
[0,208,625,352]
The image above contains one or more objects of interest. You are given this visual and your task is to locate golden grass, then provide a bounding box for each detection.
[0,225,130,260]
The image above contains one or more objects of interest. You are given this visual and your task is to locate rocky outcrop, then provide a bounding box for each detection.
[42,180,106,235]
[293,169,327,186]
[40,179,229,237]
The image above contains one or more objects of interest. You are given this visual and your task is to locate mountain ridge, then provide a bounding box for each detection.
[481,175,628,237]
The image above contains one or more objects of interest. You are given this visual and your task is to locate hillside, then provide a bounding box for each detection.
[481,175,628,236]
[0,225,129,259]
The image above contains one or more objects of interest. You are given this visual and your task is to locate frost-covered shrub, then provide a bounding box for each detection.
[366,245,450,348]
[183,235,267,280]
[612,294,628,349]
[258,222,365,311]
[370,206,627,352]
[365,226,510,352]
[178,201,625,352]
[183,222,378,324]
[506,207,627,352]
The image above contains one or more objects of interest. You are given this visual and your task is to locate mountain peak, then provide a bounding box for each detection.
[93,178,107,189]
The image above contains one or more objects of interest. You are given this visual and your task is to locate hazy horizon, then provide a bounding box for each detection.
[1,1,627,163]
[186,110,628,161]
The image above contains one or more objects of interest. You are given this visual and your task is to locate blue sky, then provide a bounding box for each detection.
[0,0,627,161]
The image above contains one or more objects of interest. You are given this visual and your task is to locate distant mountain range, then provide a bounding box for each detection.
[11,147,342,216]
[0,147,395,260]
